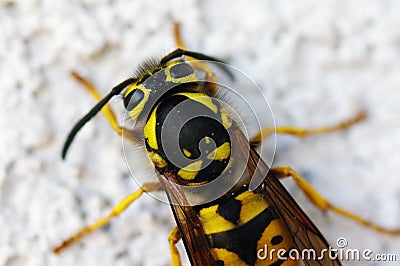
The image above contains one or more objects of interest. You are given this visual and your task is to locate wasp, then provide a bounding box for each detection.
[54,23,400,265]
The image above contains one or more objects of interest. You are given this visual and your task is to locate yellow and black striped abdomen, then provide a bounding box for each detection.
[197,190,298,265]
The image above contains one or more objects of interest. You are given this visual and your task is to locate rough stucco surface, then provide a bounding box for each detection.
[1,1,400,265]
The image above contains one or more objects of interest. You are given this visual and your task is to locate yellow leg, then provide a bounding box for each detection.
[71,71,122,134]
[251,111,367,147]
[53,182,161,254]
[172,22,218,95]
[271,166,400,235]
[70,71,137,141]
[168,226,182,266]
[173,22,188,50]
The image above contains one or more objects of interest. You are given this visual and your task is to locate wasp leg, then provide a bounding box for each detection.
[53,182,161,254]
[250,111,367,148]
[171,22,220,95]
[168,226,182,266]
[70,71,137,142]
[173,22,188,50]
[271,166,400,235]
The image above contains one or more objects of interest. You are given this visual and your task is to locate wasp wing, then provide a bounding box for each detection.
[234,131,342,266]
[158,172,219,266]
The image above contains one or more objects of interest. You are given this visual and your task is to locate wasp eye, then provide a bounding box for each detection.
[170,63,194,78]
[124,89,144,111]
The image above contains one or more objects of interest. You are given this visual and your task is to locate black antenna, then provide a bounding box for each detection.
[62,78,135,159]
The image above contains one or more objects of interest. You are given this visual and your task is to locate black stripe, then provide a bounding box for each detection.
[209,206,279,265]
[271,235,283,245]
[217,198,242,225]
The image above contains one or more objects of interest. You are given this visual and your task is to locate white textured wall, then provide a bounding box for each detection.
[1,0,400,265]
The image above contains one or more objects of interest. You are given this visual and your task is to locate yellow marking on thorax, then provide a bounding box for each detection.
[144,104,159,150]
[221,111,233,129]
[149,152,167,168]
[199,190,269,234]
[175,92,218,113]
[207,142,230,161]
[178,160,203,180]
[183,149,191,158]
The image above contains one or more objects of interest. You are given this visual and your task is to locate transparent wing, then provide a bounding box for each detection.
[158,172,219,266]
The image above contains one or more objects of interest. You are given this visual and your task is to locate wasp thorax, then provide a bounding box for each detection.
[144,92,233,185]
